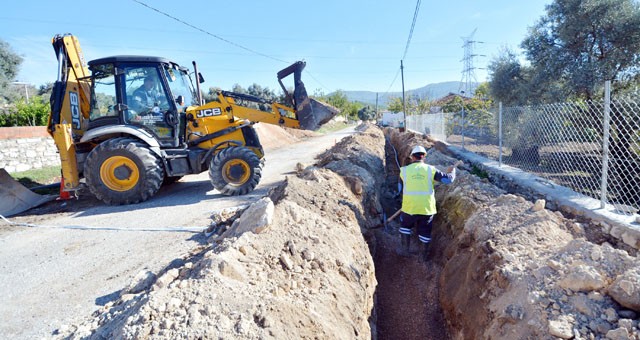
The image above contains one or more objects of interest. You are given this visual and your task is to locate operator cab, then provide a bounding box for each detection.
[87,56,198,148]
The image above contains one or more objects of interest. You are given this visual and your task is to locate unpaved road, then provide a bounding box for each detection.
[0,126,355,340]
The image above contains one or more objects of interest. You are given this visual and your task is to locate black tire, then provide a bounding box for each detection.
[209,146,263,196]
[84,137,164,205]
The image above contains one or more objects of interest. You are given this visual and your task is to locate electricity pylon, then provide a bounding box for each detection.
[459,28,484,97]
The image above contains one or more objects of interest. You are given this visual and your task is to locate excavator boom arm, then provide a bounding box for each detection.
[217,91,301,129]
[213,61,338,130]
[47,34,92,191]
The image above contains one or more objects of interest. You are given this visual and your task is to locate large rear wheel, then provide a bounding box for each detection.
[84,137,164,205]
[209,146,263,196]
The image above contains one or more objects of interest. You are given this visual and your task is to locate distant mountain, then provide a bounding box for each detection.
[340,81,479,107]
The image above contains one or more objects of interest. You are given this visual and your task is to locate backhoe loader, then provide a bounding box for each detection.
[46,34,338,205]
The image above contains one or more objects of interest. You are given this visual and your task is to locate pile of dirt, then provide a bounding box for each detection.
[52,123,640,339]
[54,124,383,339]
[253,123,319,150]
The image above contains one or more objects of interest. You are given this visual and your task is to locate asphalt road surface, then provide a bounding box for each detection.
[0,126,355,339]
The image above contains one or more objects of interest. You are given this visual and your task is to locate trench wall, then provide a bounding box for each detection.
[0,127,59,173]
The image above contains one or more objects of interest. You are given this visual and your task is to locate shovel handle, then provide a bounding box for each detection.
[386,209,402,223]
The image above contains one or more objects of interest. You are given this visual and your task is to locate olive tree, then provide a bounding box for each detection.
[0,39,23,104]
[521,0,640,101]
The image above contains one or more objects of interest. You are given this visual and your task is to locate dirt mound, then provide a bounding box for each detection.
[254,123,319,150]
[54,124,383,339]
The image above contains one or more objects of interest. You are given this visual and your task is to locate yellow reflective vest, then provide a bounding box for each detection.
[400,162,437,215]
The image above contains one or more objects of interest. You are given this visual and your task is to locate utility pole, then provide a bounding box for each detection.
[375,92,379,120]
[11,82,30,102]
[460,90,466,149]
[401,60,406,132]
[459,28,484,97]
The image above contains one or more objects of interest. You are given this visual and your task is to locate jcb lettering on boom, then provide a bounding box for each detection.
[69,91,81,129]
[196,108,222,118]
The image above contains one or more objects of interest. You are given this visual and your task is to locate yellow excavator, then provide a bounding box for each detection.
[46,33,338,205]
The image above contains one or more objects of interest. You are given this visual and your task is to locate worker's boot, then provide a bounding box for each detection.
[396,233,411,257]
[421,242,431,262]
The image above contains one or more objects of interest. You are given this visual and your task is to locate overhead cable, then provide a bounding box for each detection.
[131,0,288,64]
[402,0,422,60]
[382,0,422,95]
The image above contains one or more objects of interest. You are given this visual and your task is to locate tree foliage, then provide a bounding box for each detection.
[320,90,349,109]
[386,97,403,113]
[520,0,640,100]
[357,106,376,121]
[317,90,362,120]
[385,94,431,116]
[0,96,50,127]
[487,47,529,105]
[0,39,24,104]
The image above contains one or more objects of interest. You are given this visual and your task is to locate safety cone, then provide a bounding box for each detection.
[57,176,72,200]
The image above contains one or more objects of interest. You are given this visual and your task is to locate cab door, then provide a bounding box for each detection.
[121,64,179,148]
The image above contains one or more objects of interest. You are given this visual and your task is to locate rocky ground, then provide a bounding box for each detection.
[52,123,639,339]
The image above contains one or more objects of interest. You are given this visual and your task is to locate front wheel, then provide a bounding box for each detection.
[84,137,164,205]
[209,146,263,196]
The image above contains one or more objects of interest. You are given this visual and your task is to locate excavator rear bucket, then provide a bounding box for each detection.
[278,61,339,130]
[0,168,56,217]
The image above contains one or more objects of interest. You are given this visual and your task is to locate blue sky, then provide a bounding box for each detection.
[1,0,550,94]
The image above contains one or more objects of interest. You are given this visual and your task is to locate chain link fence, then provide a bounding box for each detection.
[407,84,640,216]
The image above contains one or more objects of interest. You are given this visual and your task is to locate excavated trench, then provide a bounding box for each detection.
[371,129,451,340]
[56,123,639,339]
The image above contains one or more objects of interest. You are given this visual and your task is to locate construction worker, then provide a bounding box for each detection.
[397,145,457,261]
[132,75,161,110]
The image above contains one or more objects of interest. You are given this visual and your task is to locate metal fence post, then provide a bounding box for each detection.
[461,105,465,150]
[600,81,612,209]
[441,112,446,141]
[498,102,503,167]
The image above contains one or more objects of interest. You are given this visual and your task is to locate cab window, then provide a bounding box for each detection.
[123,66,173,140]
[90,64,117,120]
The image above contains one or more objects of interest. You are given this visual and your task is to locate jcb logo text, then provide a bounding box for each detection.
[196,108,222,118]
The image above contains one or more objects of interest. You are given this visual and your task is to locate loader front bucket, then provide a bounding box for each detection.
[277,61,339,130]
[0,168,56,217]
[296,97,340,131]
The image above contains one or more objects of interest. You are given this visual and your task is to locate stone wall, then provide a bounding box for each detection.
[0,127,59,173]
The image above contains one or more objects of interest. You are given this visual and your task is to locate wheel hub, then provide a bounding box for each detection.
[223,160,250,185]
[228,164,244,181]
[100,156,140,192]
[113,164,133,181]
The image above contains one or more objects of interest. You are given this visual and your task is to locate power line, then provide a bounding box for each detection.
[402,0,422,60]
[383,67,402,97]
[131,0,334,94]
[131,0,288,64]
[384,0,422,96]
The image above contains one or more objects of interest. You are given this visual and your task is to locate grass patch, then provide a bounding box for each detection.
[470,165,489,179]
[10,165,62,189]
